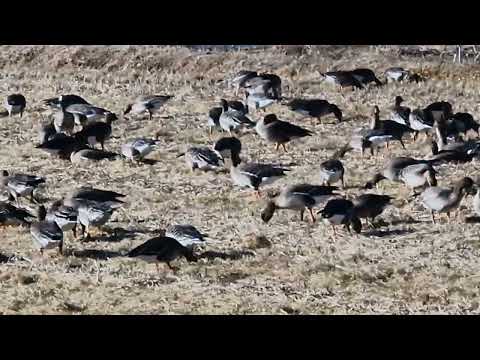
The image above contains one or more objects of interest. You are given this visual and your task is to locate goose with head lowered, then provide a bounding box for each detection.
[286,98,343,124]
[214,137,289,198]
[261,183,339,223]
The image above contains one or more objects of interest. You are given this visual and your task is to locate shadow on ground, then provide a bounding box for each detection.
[197,249,255,261]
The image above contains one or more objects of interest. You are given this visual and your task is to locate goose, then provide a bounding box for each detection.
[261,183,339,223]
[317,198,362,236]
[245,92,275,112]
[371,105,411,149]
[399,163,437,195]
[424,101,453,124]
[66,103,116,123]
[4,94,26,118]
[74,113,118,150]
[420,177,474,223]
[218,99,255,135]
[321,71,364,90]
[390,96,411,126]
[254,114,313,152]
[408,109,434,141]
[46,200,78,238]
[53,107,76,135]
[0,202,34,227]
[319,159,345,188]
[350,68,383,86]
[243,73,282,100]
[30,205,63,255]
[165,224,208,249]
[121,137,159,162]
[352,194,392,227]
[446,112,479,138]
[123,95,173,120]
[231,70,258,96]
[286,99,343,123]
[207,106,223,135]
[127,236,196,271]
[364,157,431,189]
[214,137,289,197]
[70,146,119,164]
[178,146,223,172]
[76,200,117,239]
[66,187,125,208]
[35,133,85,160]
[429,140,477,165]
[38,121,57,145]
[1,171,45,205]
[42,94,90,110]
[385,67,410,82]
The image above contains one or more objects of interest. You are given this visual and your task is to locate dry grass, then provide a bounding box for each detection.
[1,45,480,314]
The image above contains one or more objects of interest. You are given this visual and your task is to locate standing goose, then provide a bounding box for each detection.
[218,99,255,135]
[127,236,196,271]
[121,137,159,162]
[1,171,45,205]
[165,224,208,249]
[390,96,411,126]
[321,71,364,90]
[350,68,383,86]
[66,187,125,207]
[245,92,275,112]
[231,70,258,96]
[46,200,78,238]
[214,137,289,197]
[35,133,85,160]
[399,163,437,195]
[261,183,339,223]
[446,112,479,138]
[352,194,393,227]
[66,103,116,123]
[420,177,474,223]
[255,114,313,152]
[319,159,345,188]
[0,202,34,227]
[53,106,75,135]
[30,205,64,255]
[364,157,431,189]
[286,99,343,123]
[74,113,118,150]
[371,106,411,149]
[3,94,26,118]
[385,67,410,82]
[207,106,223,135]
[317,198,362,236]
[76,200,117,239]
[178,146,223,172]
[42,94,90,110]
[123,95,173,120]
[408,109,434,141]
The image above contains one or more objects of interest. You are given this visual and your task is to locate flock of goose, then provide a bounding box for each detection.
[1,63,480,272]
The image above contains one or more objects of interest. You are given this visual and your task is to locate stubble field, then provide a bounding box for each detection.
[1,45,480,314]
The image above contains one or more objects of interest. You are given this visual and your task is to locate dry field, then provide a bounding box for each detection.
[1,45,480,314]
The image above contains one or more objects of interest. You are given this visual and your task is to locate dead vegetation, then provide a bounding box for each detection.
[0,45,480,314]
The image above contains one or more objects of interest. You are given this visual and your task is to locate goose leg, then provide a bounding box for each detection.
[331,225,337,240]
[400,139,406,149]
[308,208,316,223]
[148,110,153,121]
[58,241,63,256]
[275,143,280,151]
[300,210,304,221]
[281,144,288,153]
[431,210,436,224]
